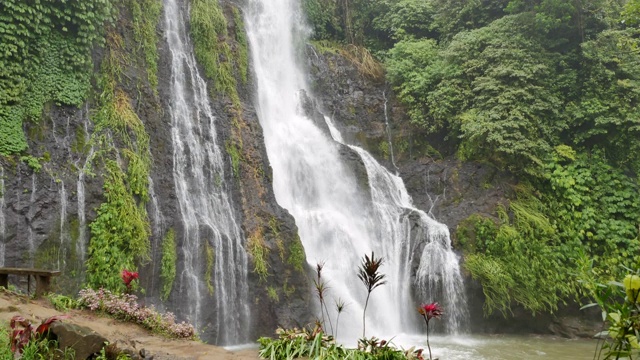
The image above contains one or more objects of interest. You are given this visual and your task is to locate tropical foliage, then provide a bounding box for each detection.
[582,271,640,359]
[0,0,115,155]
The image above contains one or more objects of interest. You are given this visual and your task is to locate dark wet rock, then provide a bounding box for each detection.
[50,322,108,360]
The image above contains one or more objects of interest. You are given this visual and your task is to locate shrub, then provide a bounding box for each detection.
[77,288,197,339]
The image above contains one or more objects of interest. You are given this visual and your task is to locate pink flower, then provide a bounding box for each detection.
[418,302,443,321]
[121,270,139,288]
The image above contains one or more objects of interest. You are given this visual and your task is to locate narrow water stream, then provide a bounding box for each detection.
[163,0,250,344]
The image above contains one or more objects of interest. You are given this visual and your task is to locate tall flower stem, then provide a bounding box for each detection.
[362,293,370,338]
[418,302,442,360]
[426,319,432,360]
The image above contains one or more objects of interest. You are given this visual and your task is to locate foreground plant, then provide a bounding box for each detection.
[357,252,387,338]
[581,271,640,359]
[10,315,70,354]
[418,302,443,360]
[77,288,196,339]
[334,298,347,340]
[314,261,333,335]
[258,326,423,359]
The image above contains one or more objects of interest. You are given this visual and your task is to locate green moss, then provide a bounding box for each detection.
[71,126,88,155]
[225,140,242,178]
[129,0,163,93]
[34,216,84,295]
[378,141,390,160]
[205,241,215,295]
[269,217,286,261]
[19,155,43,172]
[232,7,249,84]
[309,40,342,54]
[160,228,177,300]
[455,214,498,254]
[34,243,60,271]
[283,278,296,298]
[248,228,269,281]
[267,286,280,302]
[68,217,80,254]
[190,0,240,106]
[287,235,306,273]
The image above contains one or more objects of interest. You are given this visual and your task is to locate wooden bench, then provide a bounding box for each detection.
[0,268,61,298]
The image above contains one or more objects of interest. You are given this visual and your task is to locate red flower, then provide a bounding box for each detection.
[418,302,443,321]
[121,270,139,288]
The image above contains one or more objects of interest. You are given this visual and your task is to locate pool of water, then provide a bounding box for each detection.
[391,334,598,360]
[227,334,599,359]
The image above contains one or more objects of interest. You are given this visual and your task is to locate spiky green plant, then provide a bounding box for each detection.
[357,252,387,338]
[314,261,333,335]
[334,298,347,340]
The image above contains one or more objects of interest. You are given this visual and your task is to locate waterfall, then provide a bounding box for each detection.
[244,0,467,341]
[76,149,93,263]
[0,165,5,267]
[27,173,37,265]
[58,181,69,270]
[163,0,250,345]
[147,176,164,293]
[382,91,399,172]
[347,144,468,333]
[77,109,94,263]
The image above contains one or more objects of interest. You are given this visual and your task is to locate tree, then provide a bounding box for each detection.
[388,14,565,170]
[571,29,640,173]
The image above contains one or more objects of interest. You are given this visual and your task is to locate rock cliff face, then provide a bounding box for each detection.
[305,45,510,237]
[0,1,311,343]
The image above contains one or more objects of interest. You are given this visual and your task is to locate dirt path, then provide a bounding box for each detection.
[0,291,260,360]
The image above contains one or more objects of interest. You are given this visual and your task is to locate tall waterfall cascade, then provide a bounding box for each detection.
[244,0,468,340]
[163,0,250,345]
[76,110,94,263]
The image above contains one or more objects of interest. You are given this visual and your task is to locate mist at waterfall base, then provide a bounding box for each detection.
[244,0,467,344]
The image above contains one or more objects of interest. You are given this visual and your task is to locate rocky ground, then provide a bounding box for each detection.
[0,290,260,360]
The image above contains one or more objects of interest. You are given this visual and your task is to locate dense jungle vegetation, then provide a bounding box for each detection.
[303,0,640,316]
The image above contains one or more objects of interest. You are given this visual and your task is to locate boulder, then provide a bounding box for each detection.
[50,322,108,360]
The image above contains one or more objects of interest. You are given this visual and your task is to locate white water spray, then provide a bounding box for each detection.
[164,0,250,345]
[245,0,467,341]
